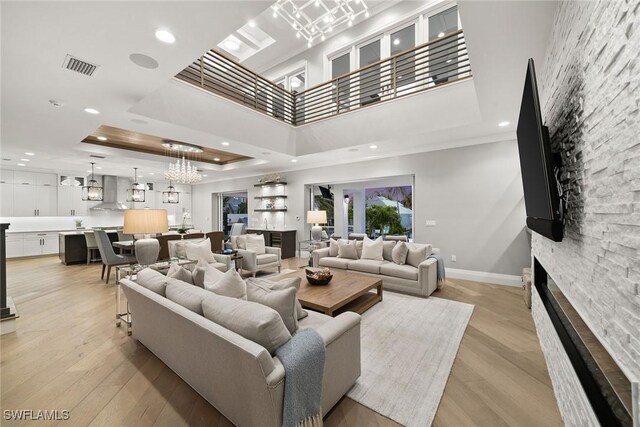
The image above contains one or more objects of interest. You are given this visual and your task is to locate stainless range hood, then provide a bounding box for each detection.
[90,175,129,210]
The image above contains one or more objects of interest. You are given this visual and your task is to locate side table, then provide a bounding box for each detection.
[297,239,331,268]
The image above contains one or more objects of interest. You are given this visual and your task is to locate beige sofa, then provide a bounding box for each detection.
[120,278,361,427]
[312,241,439,297]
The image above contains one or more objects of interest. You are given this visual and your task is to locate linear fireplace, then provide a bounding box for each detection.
[533,258,633,426]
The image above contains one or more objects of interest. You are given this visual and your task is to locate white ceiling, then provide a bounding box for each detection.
[0,1,559,184]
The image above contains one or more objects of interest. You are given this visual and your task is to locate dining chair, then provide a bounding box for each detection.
[157,234,182,260]
[182,233,204,240]
[94,230,137,284]
[83,231,100,265]
[205,231,224,252]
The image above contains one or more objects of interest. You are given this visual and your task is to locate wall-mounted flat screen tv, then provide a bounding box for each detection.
[516,58,563,242]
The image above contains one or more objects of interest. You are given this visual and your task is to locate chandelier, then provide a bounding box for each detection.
[162,180,180,204]
[126,167,145,202]
[82,162,103,201]
[164,156,202,184]
[163,142,203,184]
[271,0,370,46]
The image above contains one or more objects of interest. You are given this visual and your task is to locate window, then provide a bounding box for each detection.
[391,24,416,87]
[426,5,460,85]
[312,185,335,235]
[221,193,248,237]
[331,52,351,112]
[358,38,382,106]
[365,186,413,238]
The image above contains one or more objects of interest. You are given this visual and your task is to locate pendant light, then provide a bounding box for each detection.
[162,180,180,204]
[82,162,104,201]
[126,167,145,202]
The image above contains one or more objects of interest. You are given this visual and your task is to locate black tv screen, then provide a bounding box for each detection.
[516,59,563,241]
[319,186,333,200]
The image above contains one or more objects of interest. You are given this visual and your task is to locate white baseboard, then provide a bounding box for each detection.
[447,268,522,287]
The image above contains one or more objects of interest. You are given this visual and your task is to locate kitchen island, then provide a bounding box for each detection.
[59,230,119,265]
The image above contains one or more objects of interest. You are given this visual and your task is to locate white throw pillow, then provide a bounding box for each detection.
[361,236,384,261]
[204,268,247,299]
[172,241,187,259]
[337,240,358,259]
[167,263,194,285]
[184,238,215,263]
[329,239,339,257]
[392,241,409,265]
[198,259,224,285]
[245,234,266,254]
[231,235,247,250]
[246,280,298,334]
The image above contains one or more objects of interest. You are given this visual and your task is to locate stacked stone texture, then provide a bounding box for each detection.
[532,0,640,424]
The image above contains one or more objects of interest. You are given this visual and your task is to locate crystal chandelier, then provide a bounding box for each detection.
[271,0,370,46]
[82,162,103,201]
[164,156,202,184]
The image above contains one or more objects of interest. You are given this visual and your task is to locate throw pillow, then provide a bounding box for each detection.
[198,259,224,285]
[172,241,187,259]
[382,240,397,261]
[231,235,247,250]
[167,263,194,285]
[245,234,266,255]
[329,239,339,257]
[204,268,247,299]
[202,294,291,355]
[165,279,211,315]
[192,266,205,288]
[406,243,430,268]
[337,239,358,259]
[247,277,308,320]
[135,268,169,296]
[184,238,215,264]
[392,241,409,265]
[246,281,298,334]
[361,236,384,261]
[356,240,364,259]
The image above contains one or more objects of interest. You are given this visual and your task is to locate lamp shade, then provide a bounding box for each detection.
[123,209,169,235]
[307,210,327,224]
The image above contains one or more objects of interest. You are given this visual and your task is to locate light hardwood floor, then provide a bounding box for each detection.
[1,255,563,426]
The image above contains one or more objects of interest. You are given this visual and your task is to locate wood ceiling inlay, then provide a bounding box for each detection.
[82,125,251,165]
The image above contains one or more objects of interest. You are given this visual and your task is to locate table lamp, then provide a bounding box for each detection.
[123,209,169,266]
[307,210,327,241]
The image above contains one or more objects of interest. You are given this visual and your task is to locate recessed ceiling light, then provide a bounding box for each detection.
[291,159,298,163]
[203,174,208,177]
[148,172,154,175]
[393,39,400,45]
[20,158,30,162]
[498,121,510,127]
[129,53,159,69]
[155,29,176,44]
[84,107,100,114]
[17,163,26,167]
[225,40,240,51]
[96,166,102,170]
[369,145,378,149]
[221,141,230,146]
[248,20,256,28]
[97,136,107,141]
[24,152,35,156]
[213,157,221,161]
[86,170,92,173]
[438,32,445,37]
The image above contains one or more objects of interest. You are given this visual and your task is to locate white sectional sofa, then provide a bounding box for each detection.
[120,275,361,427]
[312,240,439,297]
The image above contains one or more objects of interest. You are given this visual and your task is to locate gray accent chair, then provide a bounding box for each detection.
[83,231,100,265]
[229,235,281,277]
[94,230,137,283]
[168,239,231,272]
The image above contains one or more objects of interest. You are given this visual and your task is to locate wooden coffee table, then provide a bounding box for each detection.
[281,269,383,316]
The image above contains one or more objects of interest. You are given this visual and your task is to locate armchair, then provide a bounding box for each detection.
[167,239,231,272]
[230,235,281,277]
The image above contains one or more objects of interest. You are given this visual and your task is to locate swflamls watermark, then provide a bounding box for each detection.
[3,409,70,421]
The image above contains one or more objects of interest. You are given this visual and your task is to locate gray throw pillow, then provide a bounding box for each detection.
[246,281,298,334]
[192,267,205,288]
[392,241,409,265]
[167,263,194,285]
[329,239,339,257]
[202,294,291,355]
[337,240,358,259]
[247,277,308,320]
[135,268,169,296]
[165,279,211,315]
[204,268,247,299]
[406,243,430,268]
[383,240,397,262]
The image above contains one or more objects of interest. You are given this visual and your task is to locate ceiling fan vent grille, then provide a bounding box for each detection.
[62,55,99,76]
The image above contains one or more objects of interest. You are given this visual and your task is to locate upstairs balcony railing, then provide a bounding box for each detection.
[176,30,470,126]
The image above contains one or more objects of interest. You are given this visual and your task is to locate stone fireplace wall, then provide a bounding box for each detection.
[532,0,639,424]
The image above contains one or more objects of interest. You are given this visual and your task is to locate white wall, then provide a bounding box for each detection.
[192,139,530,276]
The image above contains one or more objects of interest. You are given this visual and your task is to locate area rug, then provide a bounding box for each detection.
[347,292,474,427]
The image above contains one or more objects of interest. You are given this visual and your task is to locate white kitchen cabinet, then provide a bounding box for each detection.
[23,236,44,256]
[36,173,57,187]
[12,171,37,185]
[41,234,59,254]
[0,169,14,184]
[57,185,85,216]
[5,234,23,258]
[12,183,37,216]
[1,182,13,216]
[37,185,58,216]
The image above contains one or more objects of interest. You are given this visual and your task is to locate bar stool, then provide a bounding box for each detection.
[83,231,100,264]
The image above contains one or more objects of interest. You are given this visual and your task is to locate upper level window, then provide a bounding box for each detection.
[427,6,459,41]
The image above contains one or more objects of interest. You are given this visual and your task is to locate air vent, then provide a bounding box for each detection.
[62,54,99,76]
[89,154,106,159]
